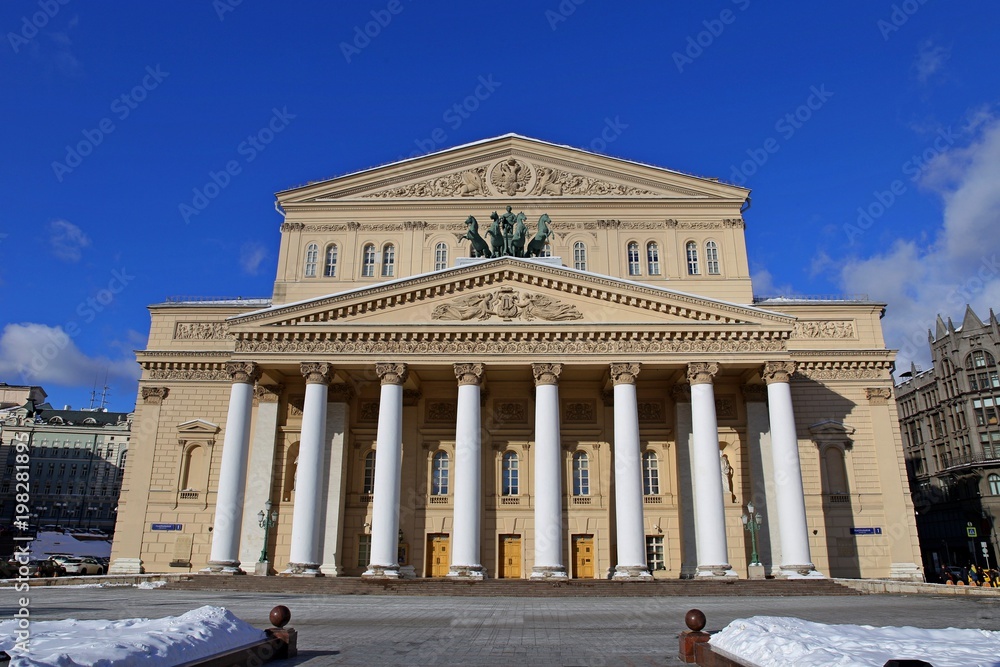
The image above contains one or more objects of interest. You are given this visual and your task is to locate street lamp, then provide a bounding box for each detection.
[742,501,764,566]
[53,502,67,529]
[257,499,278,564]
[86,506,99,529]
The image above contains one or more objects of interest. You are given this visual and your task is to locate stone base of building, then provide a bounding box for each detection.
[530,565,568,579]
[889,562,925,582]
[747,563,766,580]
[695,564,738,578]
[201,560,245,575]
[774,563,825,579]
[613,565,653,580]
[254,561,273,576]
[108,558,144,575]
[362,564,401,579]
[679,563,698,579]
[280,562,323,577]
[319,562,341,577]
[447,564,486,579]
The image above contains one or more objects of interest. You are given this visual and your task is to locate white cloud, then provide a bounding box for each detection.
[751,267,797,298]
[0,323,139,388]
[832,115,1000,372]
[239,241,268,275]
[914,40,950,85]
[47,219,91,262]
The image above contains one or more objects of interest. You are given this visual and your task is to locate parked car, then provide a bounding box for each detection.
[0,559,19,579]
[61,556,104,575]
[32,558,66,577]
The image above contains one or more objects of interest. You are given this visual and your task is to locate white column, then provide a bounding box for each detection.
[449,363,485,578]
[688,362,736,578]
[205,361,261,574]
[320,392,351,575]
[611,363,651,580]
[531,363,567,578]
[364,363,408,578]
[743,384,781,576]
[672,384,699,578]
[763,362,821,578]
[238,384,282,572]
[283,363,334,576]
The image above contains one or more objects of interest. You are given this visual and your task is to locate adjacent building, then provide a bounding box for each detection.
[896,306,1000,577]
[109,134,923,581]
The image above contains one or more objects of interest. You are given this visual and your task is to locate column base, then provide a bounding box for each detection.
[747,563,767,580]
[613,565,653,580]
[889,562,924,582]
[201,560,245,575]
[530,566,568,579]
[679,563,699,579]
[319,562,341,577]
[447,565,486,579]
[108,558,144,575]
[695,564,738,578]
[280,562,324,577]
[775,563,824,579]
[362,564,401,579]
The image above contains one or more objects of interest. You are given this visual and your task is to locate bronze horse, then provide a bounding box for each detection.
[460,215,491,257]
[525,214,553,257]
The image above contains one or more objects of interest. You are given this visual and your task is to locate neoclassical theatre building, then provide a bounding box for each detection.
[109,134,923,581]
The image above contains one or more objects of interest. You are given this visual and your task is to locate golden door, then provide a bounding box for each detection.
[427,534,450,577]
[499,535,522,579]
[572,535,594,579]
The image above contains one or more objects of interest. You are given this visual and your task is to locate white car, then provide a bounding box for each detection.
[61,557,104,575]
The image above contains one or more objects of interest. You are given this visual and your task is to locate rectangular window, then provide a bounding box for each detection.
[357,534,372,568]
[646,535,665,571]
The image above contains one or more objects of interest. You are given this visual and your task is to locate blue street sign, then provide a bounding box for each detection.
[850,527,882,535]
[151,523,183,531]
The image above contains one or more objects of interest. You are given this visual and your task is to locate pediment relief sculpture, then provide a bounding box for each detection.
[431,286,582,322]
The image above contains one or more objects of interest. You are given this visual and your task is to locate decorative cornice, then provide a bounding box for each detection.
[300,362,334,385]
[454,363,485,386]
[762,361,796,385]
[687,362,719,386]
[253,383,283,405]
[793,360,893,381]
[225,361,262,384]
[865,387,893,404]
[741,384,767,403]
[610,362,641,386]
[531,363,563,386]
[143,362,231,381]
[141,386,169,404]
[376,362,408,386]
[280,222,305,232]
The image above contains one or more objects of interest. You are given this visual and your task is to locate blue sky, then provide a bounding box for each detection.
[2,1,998,411]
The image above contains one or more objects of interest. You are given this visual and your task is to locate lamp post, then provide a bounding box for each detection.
[257,499,278,565]
[742,501,763,566]
[85,506,99,529]
[53,502,67,530]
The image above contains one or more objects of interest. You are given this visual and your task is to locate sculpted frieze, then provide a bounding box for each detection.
[174,321,230,340]
[491,159,530,196]
[529,166,655,196]
[431,286,583,322]
[792,320,856,339]
[362,166,490,198]
[147,368,231,381]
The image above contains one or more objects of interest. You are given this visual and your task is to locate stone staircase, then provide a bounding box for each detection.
[164,575,862,597]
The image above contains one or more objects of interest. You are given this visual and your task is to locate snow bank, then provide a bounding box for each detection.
[0,605,266,666]
[710,616,1000,667]
[22,531,112,559]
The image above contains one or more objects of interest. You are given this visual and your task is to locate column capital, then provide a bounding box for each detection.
[376,362,408,386]
[687,362,719,386]
[670,383,691,404]
[226,361,262,385]
[864,387,892,404]
[762,361,796,385]
[610,362,641,385]
[741,383,768,403]
[454,363,485,386]
[140,386,169,404]
[253,383,283,405]
[531,363,563,386]
[300,362,335,385]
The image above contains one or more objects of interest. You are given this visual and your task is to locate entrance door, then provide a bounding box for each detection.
[426,534,450,577]
[499,534,521,579]
[572,535,595,579]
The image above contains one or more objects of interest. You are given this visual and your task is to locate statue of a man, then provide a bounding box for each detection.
[500,205,517,255]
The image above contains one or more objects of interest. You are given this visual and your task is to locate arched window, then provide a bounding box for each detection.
[990,473,1000,495]
[362,450,376,494]
[431,451,449,495]
[573,242,587,271]
[642,451,660,495]
[966,350,999,391]
[646,242,660,275]
[823,447,849,495]
[434,242,448,271]
[381,244,395,277]
[304,243,318,278]
[361,244,376,277]
[502,451,519,496]
[705,241,720,275]
[627,242,640,276]
[324,243,338,277]
[573,452,590,496]
[686,241,699,275]
[967,350,996,369]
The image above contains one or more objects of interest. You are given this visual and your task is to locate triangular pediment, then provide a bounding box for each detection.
[228,258,792,331]
[277,134,748,204]
[177,419,220,435]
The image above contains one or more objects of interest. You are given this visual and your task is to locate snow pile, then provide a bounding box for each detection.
[23,531,112,559]
[0,605,266,666]
[710,616,1000,667]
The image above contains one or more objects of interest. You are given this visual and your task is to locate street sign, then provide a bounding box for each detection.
[151,523,182,531]
[967,526,978,537]
[983,542,990,556]
[850,527,882,535]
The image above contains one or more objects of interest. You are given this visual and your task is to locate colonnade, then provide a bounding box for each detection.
[203,359,820,579]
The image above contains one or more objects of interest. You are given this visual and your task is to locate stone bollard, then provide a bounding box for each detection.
[265,605,298,659]
[678,608,710,663]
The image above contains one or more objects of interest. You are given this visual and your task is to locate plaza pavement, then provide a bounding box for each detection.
[5,586,999,666]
